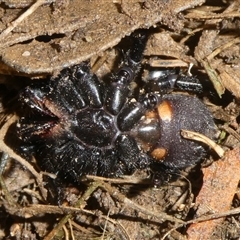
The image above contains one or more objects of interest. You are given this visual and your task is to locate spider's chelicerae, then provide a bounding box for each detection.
[17,31,217,186]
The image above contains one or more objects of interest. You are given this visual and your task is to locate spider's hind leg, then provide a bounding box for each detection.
[144,68,204,95]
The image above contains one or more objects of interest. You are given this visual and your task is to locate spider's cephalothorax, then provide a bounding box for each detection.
[17,31,217,185]
[17,32,156,182]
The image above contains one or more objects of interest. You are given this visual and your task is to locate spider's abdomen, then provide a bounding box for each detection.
[150,94,217,169]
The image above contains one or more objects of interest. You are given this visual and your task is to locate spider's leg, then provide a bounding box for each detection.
[72,62,104,108]
[145,68,203,94]
[172,74,203,93]
[114,134,152,175]
[19,84,55,117]
[47,62,104,113]
[106,30,148,115]
[117,93,159,131]
[96,148,118,177]
[47,69,87,113]
[17,118,58,142]
[18,85,59,141]
[37,138,100,180]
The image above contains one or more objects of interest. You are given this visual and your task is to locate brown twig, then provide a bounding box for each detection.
[181,129,225,158]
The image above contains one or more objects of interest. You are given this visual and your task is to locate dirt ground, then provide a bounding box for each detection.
[0,0,240,239]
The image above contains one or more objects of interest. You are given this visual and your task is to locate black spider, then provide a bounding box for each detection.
[16,31,217,187]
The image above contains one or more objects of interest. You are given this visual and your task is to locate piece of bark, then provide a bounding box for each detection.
[0,0,205,74]
[187,147,240,240]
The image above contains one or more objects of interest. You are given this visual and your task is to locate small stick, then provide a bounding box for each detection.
[181,129,225,158]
